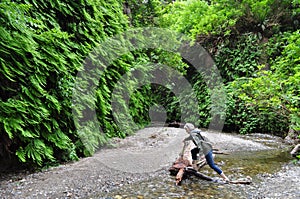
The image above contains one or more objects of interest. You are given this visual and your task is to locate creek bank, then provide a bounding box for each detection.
[0,127,298,198]
[241,162,300,198]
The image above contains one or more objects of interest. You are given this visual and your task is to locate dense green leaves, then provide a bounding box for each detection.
[1,0,299,167]
[215,33,262,82]
[224,30,300,135]
[124,0,164,26]
[158,0,300,136]
[0,0,128,166]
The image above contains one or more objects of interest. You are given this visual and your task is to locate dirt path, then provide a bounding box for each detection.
[0,127,293,198]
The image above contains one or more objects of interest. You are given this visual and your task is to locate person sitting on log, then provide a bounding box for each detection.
[183,123,230,182]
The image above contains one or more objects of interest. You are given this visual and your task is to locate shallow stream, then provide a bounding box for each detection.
[97,133,297,199]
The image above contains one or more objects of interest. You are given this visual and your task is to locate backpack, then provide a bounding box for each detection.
[190,129,204,146]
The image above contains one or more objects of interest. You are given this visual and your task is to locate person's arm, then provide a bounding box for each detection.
[183,134,193,142]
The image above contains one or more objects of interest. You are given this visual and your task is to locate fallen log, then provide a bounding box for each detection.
[184,167,213,181]
[169,140,253,185]
[169,140,213,185]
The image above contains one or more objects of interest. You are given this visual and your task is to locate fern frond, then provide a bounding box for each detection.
[16,147,26,163]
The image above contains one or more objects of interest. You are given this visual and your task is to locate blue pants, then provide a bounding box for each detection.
[191,148,223,175]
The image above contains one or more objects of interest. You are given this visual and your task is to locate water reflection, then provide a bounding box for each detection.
[221,149,292,176]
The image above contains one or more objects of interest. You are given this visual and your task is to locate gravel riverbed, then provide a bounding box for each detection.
[0,127,299,199]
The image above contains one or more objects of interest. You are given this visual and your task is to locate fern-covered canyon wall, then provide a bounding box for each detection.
[0,0,299,167]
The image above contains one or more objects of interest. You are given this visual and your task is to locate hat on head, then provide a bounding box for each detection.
[184,123,195,131]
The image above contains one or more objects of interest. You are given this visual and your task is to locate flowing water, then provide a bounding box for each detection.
[96,133,297,199]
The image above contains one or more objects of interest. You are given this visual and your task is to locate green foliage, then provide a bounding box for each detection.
[224,30,300,135]
[0,0,128,167]
[241,0,274,23]
[17,0,128,45]
[225,77,290,135]
[158,0,299,136]
[271,30,300,132]
[188,73,210,127]
[1,0,299,168]
[215,33,262,82]
[160,0,300,40]
[160,0,241,38]
[148,84,182,123]
[125,50,189,127]
[16,139,55,166]
[124,0,164,27]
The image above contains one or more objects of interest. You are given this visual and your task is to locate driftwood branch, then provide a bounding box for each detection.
[291,144,300,157]
[212,148,230,155]
[169,140,213,185]
[169,140,253,185]
[184,167,213,181]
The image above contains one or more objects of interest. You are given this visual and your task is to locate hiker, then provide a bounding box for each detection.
[183,123,230,182]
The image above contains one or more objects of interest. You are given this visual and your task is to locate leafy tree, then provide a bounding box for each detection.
[157,0,300,135]
[225,30,300,135]
[160,0,241,38]
[123,0,166,27]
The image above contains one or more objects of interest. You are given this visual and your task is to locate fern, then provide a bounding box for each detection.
[3,119,13,139]
[16,147,26,163]
[23,139,55,166]
[0,0,129,167]
[1,62,16,82]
